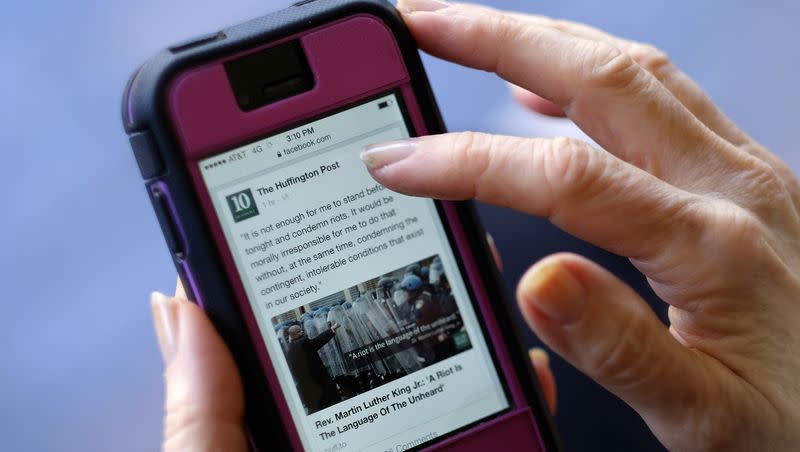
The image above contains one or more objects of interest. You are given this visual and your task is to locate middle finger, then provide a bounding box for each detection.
[510,13,752,148]
[399,1,747,194]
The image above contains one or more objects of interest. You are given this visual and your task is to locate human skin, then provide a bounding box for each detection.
[152,260,554,451]
[359,1,800,450]
[151,0,800,450]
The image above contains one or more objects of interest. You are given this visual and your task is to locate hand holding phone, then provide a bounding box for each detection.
[124,1,559,450]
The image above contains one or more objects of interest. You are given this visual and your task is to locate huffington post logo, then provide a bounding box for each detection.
[226,189,259,222]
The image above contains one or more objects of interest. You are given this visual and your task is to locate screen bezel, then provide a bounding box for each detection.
[160,11,548,451]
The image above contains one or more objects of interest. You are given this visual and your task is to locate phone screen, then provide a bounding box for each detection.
[198,92,509,451]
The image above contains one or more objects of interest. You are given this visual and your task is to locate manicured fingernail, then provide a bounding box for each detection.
[519,259,585,324]
[360,139,418,170]
[529,347,549,366]
[486,233,503,271]
[151,292,179,364]
[486,233,496,248]
[398,0,451,13]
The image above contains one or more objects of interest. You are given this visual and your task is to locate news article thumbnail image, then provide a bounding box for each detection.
[271,255,471,415]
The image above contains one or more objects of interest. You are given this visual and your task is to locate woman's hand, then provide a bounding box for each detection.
[359,0,800,450]
[152,270,556,451]
[150,284,247,451]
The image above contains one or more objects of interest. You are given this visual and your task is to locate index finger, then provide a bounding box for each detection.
[362,132,706,265]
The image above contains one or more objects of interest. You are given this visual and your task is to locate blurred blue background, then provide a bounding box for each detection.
[2,1,798,450]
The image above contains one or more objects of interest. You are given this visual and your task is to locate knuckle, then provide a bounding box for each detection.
[448,131,493,196]
[736,159,794,216]
[543,138,605,206]
[547,137,592,179]
[449,131,489,166]
[771,160,800,195]
[712,203,764,246]
[635,197,720,304]
[695,197,798,304]
[491,12,527,45]
[702,200,770,270]
[780,168,800,207]
[744,159,784,195]
[583,43,643,92]
[456,10,531,75]
[588,307,651,385]
[452,9,488,64]
[626,43,675,81]
[489,14,532,74]
[544,17,571,33]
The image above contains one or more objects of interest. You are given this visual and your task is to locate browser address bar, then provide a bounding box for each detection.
[200,93,404,190]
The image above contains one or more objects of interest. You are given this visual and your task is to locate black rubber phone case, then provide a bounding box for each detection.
[121,0,560,450]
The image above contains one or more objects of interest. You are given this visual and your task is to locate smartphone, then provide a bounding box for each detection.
[122,0,560,450]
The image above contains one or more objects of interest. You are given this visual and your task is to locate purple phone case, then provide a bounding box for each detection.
[122,1,560,450]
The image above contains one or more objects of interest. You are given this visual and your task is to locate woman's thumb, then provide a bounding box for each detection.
[150,292,248,452]
[516,254,704,437]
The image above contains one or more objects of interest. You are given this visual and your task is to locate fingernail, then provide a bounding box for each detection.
[486,233,503,272]
[519,259,585,324]
[529,347,549,366]
[398,0,451,13]
[151,292,179,364]
[360,139,418,170]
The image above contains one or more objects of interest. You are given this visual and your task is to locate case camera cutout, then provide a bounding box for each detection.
[225,40,315,112]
